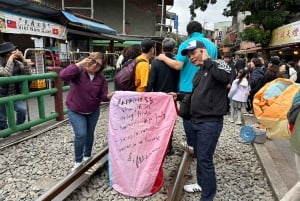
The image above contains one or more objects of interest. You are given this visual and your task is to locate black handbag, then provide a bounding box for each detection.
[179,94,192,119]
[179,72,200,120]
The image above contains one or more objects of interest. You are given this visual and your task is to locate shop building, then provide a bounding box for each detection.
[269,20,300,61]
[0,0,123,67]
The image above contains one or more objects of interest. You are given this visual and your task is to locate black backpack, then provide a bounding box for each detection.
[114,58,146,91]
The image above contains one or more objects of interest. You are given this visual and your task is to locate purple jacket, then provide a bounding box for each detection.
[60,64,109,113]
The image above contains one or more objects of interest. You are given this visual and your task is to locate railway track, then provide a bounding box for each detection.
[35,144,192,201]
[0,119,69,151]
[36,146,109,201]
[0,102,190,200]
[0,103,274,200]
[0,102,110,151]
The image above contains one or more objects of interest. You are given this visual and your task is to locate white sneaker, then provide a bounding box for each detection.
[83,157,90,162]
[184,183,202,193]
[228,118,234,123]
[71,162,82,171]
[235,121,242,125]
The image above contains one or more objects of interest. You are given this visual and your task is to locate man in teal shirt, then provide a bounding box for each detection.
[157,20,218,144]
[156,21,218,193]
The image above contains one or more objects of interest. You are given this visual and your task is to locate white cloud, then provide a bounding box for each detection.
[167,0,232,35]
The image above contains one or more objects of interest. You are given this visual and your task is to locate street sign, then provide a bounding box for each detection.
[218,31,222,42]
[174,15,178,30]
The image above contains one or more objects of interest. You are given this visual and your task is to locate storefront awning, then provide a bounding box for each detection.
[93,40,141,47]
[62,11,117,35]
[67,29,124,42]
[235,46,262,54]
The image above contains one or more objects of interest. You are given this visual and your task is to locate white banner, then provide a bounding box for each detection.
[0,10,66,40]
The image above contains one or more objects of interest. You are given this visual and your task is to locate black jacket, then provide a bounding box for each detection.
[146,53,179,93]
[190,59,231,123]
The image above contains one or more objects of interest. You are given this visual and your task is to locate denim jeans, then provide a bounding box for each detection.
[182,118,197,148]
[0,100,27,130]
[192,120,223,201]
[68,108,100,163]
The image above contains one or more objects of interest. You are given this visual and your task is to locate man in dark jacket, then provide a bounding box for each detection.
[174,40,231,201]
[146,37,179,93]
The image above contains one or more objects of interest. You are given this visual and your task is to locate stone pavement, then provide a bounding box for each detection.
[24,81,298,200]
[244,114,297,200]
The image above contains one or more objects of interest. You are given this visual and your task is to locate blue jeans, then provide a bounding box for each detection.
[68,108,100,163]
[192,120,223,201]
[0,100,27,130]
[183,118,197,148]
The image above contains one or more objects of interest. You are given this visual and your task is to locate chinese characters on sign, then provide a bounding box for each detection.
[270,21,300,47]
[0,10,66,40]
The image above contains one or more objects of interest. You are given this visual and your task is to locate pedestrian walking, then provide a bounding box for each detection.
[60,52,113,170]
[0,42,31,130]
[170,40,231,201]
[228,68,250,125]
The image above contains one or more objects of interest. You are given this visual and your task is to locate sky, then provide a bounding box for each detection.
[167,0,232,35]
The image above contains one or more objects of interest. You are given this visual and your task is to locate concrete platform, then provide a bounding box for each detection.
[245,115,297,201]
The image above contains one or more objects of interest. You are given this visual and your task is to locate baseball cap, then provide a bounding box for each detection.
[181,40,206,56]
[141,38,155,53]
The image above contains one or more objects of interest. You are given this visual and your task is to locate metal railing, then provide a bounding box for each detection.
[0,67,68,138]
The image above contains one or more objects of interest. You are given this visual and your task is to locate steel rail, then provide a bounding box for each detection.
[167,148,194,201]
[0,119,69,151]
[0,102,110,150]
[36,146,109,201]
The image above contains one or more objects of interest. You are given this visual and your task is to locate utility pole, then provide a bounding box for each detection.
[160,0,164,37]
[122,0,126,35]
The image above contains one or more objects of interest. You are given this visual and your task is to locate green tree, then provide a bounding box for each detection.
[189,0,300,46]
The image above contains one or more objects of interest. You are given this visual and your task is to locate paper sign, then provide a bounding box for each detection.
[108,91,177,197]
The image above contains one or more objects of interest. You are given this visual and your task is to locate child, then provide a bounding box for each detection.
[228,68,250,125]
